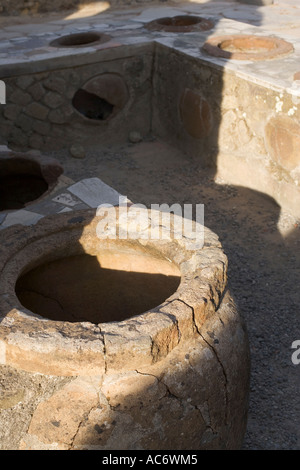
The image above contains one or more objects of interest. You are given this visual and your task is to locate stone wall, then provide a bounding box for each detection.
[1,41,300,217]
[0,44,153,152]
[152,45,300,218]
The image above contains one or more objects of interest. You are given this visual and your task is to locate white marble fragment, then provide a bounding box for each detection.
[2,209,43,227]
[68,177,129,208]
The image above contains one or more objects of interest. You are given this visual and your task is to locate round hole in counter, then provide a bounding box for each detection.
[201,34,294,60]
[146,15,214,32]
[49,32,111,48]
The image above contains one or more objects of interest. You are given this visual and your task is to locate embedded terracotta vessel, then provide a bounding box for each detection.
[50,32,111,48]
[202,35,294,61]
[146,15,214,33]
[0,208,250,450]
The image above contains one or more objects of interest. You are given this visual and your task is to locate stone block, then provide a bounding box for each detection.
[43,91,65,109]
[68,177,127,208]
[16,76,34,91]
[32,119,50,136]
[10,89,31,106]
[28,82,45,101]
[8,127,28,148]
[43,76,66,95]
[4,104,21,121]
[48,109,66,124]
[29,133,44,149]
[26,102,49,120]
[15,113,33,132]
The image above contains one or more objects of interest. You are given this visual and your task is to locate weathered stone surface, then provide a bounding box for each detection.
[0,208,250,450]
[0,364,70,450]
[25,102,49,120]
[29,133,44,149]
[70,144,86,159]
[1,45,153,152]
[153,46,300,217]
[43,91,65,109]
[32,120,50,136]
[48,108,66,124]
[179,88,213,139]
[8,127,28,148]
[10,89,31,106]
[15,75,34,91]
[43,76,66,95]
[27,82,45,101]
[219,111,252,151]
[20,377,99,450]
[15,113,33,133]
[4,104,20,121]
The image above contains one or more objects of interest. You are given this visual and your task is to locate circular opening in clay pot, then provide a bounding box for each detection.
[49,32,110,48]
[220,36,275,53]
[0,158,48,211]
[15,250,181,323]
[157,16,201,27]
[72,73,129,121]
[0,208,232,378]
[146,15,214,32]
[72,88,114,120]
[202,35,294,60]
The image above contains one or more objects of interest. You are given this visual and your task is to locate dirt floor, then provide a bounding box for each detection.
[46,135,300,450]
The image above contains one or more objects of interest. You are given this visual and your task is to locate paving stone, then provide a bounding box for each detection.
[68,177,128,208]
[1,209,43,228]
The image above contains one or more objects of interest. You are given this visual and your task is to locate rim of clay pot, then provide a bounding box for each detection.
[49,31,111,48]
[146,15,214,33]
[0,208,227,376]
[201,34,294,60]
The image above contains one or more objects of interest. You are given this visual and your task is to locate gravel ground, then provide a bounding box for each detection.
[48,136,300,450]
